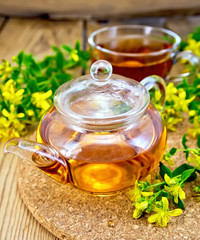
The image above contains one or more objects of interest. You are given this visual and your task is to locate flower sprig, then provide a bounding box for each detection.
[181,26,200,57]
[151,26,200,145]
[128,134,200,227]
[0,41,90,140]
[151,76,200,148]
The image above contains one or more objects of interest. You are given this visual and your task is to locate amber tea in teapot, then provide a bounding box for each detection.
[36,104,166,194]
[5,60,167,195]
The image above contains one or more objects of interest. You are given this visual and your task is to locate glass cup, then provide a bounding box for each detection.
[88,25,199,83]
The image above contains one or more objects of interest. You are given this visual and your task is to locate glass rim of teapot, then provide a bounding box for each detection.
[88,24,181,57]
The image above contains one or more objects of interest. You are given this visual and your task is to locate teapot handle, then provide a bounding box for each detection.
[140,75,166,108]
[4,138,70,184]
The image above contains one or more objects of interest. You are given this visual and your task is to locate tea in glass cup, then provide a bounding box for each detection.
[88,25,199,82]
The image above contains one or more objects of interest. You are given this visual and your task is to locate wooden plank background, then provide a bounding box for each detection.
[0,0,200,18]
[0,18,83,61]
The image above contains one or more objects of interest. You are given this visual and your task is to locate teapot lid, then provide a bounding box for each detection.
[54,60,149,126]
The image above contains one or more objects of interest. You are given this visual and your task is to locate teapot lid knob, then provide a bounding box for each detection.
[90,60,112,84]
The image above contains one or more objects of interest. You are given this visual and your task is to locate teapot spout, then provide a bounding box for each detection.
[4,139,70,184]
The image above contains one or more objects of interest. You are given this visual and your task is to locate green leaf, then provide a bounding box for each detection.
[27,78,39,92]
[182,134,189,158]
[181,169,195,182]
[159,162,172,180]
[54,73,72,84]
[38,56,53,69]
[182,134,188,148]
[36,76,48,83]
[191,26,200,41]
[79,59,89,70]
[62,44,72,52]
[56,51,64,69]
[197,135,200,148]
[193,77,200,87]
[169,147,177,156]
[46,67,56,77]
[22,53,34,66]
[52,46,61,53]
[75,40,81,50]
[17,50,24,66]
[172,163,197,182]
[185,172,197,182]
[64,60,76,69]
[11,69,20,81]
[160,191,169,198]
[196,168,200,174]
[189,101,199,111]
[172,163,194,177]
[50,77,60,91]
[30,59,41,74]
[172,196,185,209]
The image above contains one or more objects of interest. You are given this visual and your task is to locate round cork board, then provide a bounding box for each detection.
[17,119,200,240]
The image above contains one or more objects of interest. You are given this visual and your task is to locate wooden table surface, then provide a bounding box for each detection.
[0,16,200,240]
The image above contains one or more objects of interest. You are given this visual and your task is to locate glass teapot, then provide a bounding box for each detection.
[4,60,167,195]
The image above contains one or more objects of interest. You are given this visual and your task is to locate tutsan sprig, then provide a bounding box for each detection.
[0,41,90,140]
[128,134,200,227]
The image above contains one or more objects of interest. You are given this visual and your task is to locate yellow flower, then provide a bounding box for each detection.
[0,116,10,128]
[173,89,195,112]
[185,39,200,57]
[162,107,183,131]
[189,110,197,117]
[155,90,162,103]
[26,109,35,117]
[1,79,24,104]
[128,181,142,202]
[12,56,17,62]
[164,174,186,203]
[188,116,200,138]
[141,191,154,197]
[2,104,25,120]
[0,60,13,80]
[193,186,200,203]
[148,197,182,227]
[31,90,52,113]
[151,89,163,111]
[187,150,200,169]
[194,193,200,203]
[161,145,175,166]
[162,155,175,166]
[166,83,178,102]
[165,83,195,112]
[133,201,148,219]
[0,127,11,139]
[0,106,26,140]
[70,49,79,62]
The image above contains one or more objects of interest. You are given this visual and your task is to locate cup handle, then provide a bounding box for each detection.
[140,75,166,108]
[167,50,200,84]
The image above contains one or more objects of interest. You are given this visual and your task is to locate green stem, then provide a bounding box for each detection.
[146,173,184,190]
[149,190,164,204]
[177,148,200,152]
[37,80,50,86]
[146,182,165,189]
